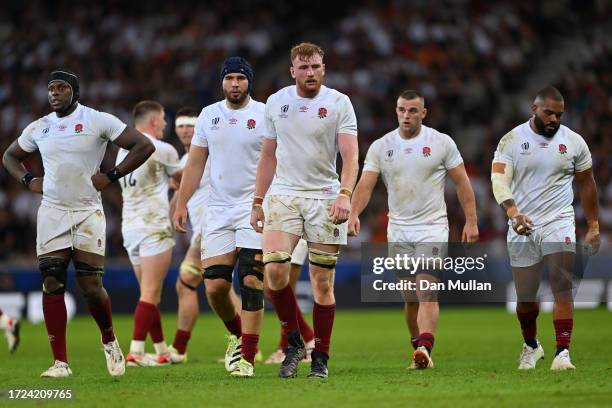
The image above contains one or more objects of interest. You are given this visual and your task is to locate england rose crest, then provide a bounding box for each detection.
[75,123,83,133]
[247,119,256,129]
[318,107,327,119]
[558,144,567,154]
[422,146,431,157]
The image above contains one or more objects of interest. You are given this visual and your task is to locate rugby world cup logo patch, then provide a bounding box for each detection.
[210,117,220,130]
[247,119,256,129]
[318,107,327,119]
[558,144,567,155]
[422,146,431,157]
[279,105,289,118]
[385,149,394,162]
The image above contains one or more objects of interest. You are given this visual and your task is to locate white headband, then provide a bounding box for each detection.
[175,116,197,127]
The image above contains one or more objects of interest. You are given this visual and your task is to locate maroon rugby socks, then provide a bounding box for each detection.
[313,302,335,355]
[43,293,68,363]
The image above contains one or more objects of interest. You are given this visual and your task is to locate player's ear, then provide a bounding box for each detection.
[321,63,325,77]
[290,66,296,79]
[531,103,538,115]
[422,107,428,119]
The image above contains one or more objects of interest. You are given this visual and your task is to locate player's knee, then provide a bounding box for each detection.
[76,274,104,301]
[308,248,339,269]
[39,256,69,295]
[311,273,333,296]
[237,249,264,310]
[177,262,202,294]
[204,273,232,298]
[238,249,264,285]
[265,263,286,284]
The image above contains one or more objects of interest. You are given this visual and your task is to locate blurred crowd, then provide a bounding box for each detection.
[0,0,610,262]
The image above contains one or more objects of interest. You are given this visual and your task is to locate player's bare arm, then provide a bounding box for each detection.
[491,161,533,235]
[250,137,277,233]
[448,163,479,243]
[2,140,43,194]
[173,144,207,233]
[91,127,155,191]
[348,170,379,236]
[575,166,600,254]
[330,133,359,225]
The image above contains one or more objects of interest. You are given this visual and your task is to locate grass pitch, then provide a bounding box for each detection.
[1,307,611,408]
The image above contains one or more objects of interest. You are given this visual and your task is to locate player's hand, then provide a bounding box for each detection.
[28,177,43,194]
[173,205,188,233]
[250,205,265,233]
[584,224,601,255]
[348,215,360,236]
[511,213,533,236]
[330,195,350,224]
[168,178,180,190]
[462,221,479,244]
[91,172,111,191]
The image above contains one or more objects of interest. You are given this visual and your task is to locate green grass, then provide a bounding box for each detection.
[1,308,611,408]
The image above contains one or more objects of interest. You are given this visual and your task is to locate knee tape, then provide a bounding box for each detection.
[262,251,292,265]
[237,249,264,311]
[203,264,234,283]
[179,276,200,291]
[39,256,69,294]
[74,261,104,276]
[238,248,264,282]
[180,260,202,277]
[240,286,264,311]
[309,248,339,269]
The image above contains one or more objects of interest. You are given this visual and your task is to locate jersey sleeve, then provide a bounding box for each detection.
[93,111,127,141]
[336,94,358,136]
[263,96,277,140]
[191,111,208,148]
[493,131,515,165]
[362,140,381,173]
[574,133,592,172]
[443,135,464,170]
[17,121,39,152]
[158,143,182,176]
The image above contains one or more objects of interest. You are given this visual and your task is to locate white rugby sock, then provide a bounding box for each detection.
[129,340,145,354]
[154,341,169,355]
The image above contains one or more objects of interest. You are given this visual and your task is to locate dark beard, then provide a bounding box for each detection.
[225,89,248,105]
[533,115,559,137]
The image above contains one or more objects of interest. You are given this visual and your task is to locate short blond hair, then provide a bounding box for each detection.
[290,42,324,63]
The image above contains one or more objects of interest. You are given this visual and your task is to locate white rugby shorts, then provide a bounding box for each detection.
[387,223,449,260]
[36,205,106,256]
[202,203,261,259]
[263,195,347,245]
[122,226,175,266]
[507,217,576,268]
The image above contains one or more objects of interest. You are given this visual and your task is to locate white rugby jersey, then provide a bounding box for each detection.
[17,103,126,210]
[363,126,463,226]
[179,152,210,227]
[116,134,181,231]
[264,85,358,199]
[192,98,265,207]
[493,120,592,226]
